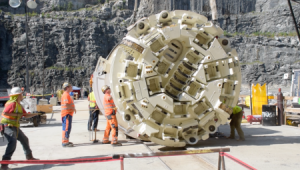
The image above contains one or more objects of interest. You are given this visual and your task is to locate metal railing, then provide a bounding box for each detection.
[1,147,258,170]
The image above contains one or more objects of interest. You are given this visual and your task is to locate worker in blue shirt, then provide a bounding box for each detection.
[69,91,74,96]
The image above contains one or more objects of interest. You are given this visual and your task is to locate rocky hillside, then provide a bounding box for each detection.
[0,0,299,94]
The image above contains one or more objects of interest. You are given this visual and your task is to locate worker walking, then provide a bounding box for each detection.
[61,82,76,147]
[1,87,39,170]
[88,90,100,131]
[227,106,245,141]
[101,85,122,146]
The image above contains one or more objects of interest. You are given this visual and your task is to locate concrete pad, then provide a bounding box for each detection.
[0,100,169,170]
[1,99,300,170]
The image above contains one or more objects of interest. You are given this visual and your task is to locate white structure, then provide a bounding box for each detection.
[93,10,242,147]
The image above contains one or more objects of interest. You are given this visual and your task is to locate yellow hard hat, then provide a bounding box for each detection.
[101,85,110,94]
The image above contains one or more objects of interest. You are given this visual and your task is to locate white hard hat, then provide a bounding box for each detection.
[101,85,110,94]
[10,87,22,96]
[62,82,72,89]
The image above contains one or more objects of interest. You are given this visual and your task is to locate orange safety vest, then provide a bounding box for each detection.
[61,91,74,117]
[103,93,116,116]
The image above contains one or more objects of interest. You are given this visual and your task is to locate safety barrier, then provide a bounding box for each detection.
[0,148,256,170]
[220,152,257,170]
[0,96,9,99]
[0,93,52,99]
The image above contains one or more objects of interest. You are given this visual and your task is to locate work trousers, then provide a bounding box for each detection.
[62,115,72,144]
[229,111,245,140]
[88,107,99,130]
[2,126,32,161]
[103,114,118,144]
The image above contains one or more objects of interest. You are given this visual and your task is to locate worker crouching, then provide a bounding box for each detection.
[61,82,76,147]
[1,87,39,170]
[101,85,122,146]
[227,106,245,141]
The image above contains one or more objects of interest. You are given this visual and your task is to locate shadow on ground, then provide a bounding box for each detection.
[11,155,112,170]
[149,125,300,151]
[187,125,300,148]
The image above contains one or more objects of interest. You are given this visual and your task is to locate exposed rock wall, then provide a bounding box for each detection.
[0,0,299,94]
[0,15,13,88]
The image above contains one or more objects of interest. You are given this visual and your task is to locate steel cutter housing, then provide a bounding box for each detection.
[93,10,241,147]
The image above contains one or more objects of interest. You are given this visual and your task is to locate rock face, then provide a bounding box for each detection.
[0,0,299,94]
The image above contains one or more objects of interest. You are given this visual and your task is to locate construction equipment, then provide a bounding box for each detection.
[92,10,242,147]
[20,98,47,127]
[0,89,9,104]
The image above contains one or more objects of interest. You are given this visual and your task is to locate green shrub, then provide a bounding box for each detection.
[28,12,38,17]
[67,2,73,11]
[52,5,55,11]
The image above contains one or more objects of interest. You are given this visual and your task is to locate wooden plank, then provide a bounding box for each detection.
[286,114,300,118]
[284,96,294,100]
[238,95,297,101]
[285,107,300,113]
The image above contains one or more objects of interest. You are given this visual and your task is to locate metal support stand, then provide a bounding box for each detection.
[120,156,124,170]
[42,13,45,98]
[91,129,99,143]
[287,0,300,42]
[25,4,29,92]
[210,127,225,138]
[218,152,226,170]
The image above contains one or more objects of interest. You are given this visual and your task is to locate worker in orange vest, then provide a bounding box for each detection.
[1,87,39,170]
[61,82,76,147]
[101,85,122,146]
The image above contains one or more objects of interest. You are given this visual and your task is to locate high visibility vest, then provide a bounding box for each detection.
[61,92,75,117]
[232,106,242,114]
[89,92,96,107]
[103,93,116,116]
[1,102,23,127]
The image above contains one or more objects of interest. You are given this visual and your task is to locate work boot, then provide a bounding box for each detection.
[236,138,245,141]
[111,142,122,146]
[0,164,11,170]
[62,143,74,147]
[226,136,235,139]
[26,153,39,160]
[102,140,111,144]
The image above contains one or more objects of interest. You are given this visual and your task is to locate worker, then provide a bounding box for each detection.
[61,82,76,147]
[227,105,245,141]
[88,90,100,131]
[101,85,122,146]
[1,87,39,170]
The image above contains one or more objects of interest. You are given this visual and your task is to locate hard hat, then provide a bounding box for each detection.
[10,87,22,96]
[62,82,72,89]
[101,85,110,94]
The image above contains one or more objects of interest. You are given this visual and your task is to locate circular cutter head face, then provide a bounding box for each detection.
[105,10,241,147]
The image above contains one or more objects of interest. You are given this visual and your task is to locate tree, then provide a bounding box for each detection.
[67,2,73,11]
